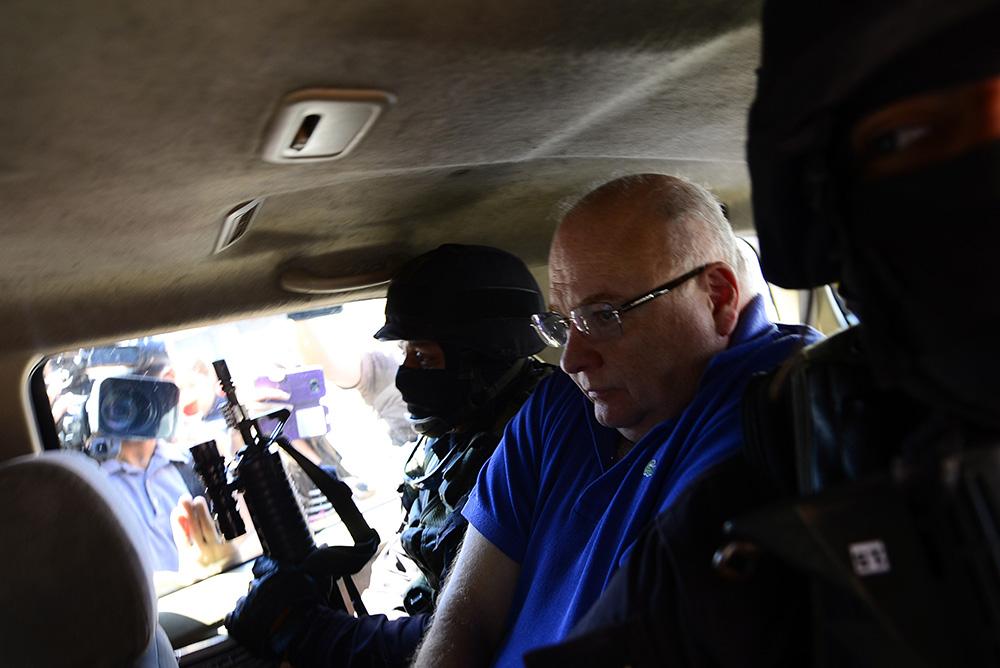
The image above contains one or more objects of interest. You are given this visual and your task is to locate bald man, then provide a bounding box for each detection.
[413,174,821,667]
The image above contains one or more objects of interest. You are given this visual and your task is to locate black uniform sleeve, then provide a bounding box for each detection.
[288,608,429,668]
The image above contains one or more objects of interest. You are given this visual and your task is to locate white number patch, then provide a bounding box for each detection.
[848,540,891,576]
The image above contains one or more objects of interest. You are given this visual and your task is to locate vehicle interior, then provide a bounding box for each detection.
[0,0,853,664]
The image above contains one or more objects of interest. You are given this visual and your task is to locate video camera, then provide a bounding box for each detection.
[84,375,179,460]
[48,341,177,461]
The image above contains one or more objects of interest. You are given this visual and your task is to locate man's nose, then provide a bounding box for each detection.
[560,327,601,375]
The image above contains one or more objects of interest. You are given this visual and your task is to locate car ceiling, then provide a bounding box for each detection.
[0,0,762,452]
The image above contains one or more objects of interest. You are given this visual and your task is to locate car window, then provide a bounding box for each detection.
[32,276,846,602]
[740,235,853,336]
[37,298,414,597]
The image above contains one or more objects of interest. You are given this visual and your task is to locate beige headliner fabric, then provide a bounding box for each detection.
[0,0,761,354]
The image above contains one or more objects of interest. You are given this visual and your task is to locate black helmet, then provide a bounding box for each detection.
[375,244,545,359]
[748,0,1000,428]
[747,0,997,289]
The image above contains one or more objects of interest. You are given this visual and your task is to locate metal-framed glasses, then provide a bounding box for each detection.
[530,264,708,348]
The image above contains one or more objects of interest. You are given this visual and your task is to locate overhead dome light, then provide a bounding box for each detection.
[261,88,394,164]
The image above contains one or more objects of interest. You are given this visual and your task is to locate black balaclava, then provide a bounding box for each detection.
[375,244,546,437]
[395,344,524,437]
[834,16,1000,429]
[842,144,1000,429]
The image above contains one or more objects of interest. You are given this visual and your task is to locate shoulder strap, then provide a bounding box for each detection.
[485,359,555,435]
[437,361,555,509]
[174,461,206,498]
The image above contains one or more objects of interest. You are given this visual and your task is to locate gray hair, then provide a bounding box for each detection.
[560,173,747,281]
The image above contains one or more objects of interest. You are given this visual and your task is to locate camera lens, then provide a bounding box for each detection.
[101,386,159,435]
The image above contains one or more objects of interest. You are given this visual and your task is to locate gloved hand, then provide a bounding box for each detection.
[225,556,330,660]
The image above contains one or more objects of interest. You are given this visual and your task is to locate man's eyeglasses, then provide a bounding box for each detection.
[531,264,708,348]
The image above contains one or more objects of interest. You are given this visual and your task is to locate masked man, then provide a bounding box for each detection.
[225,244,553,666]
[529,3,1000,666]
[414,175,821,667]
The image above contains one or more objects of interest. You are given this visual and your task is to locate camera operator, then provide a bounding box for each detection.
[224,244,554,666]
[50,341,237,574]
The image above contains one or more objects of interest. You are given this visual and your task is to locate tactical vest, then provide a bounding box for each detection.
[733,326,1000,666]
[529,328,1000,667]
[398,359,553,615]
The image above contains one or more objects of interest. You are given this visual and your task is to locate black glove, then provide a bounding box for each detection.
[225,556,330,660]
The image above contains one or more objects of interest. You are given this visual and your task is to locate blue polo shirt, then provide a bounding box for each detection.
[462,296,821,666]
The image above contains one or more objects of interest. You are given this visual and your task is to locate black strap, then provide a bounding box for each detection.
[276,435,381,616]
[342,575,368,616]
[174,461,206,498]
[274,436,375,546]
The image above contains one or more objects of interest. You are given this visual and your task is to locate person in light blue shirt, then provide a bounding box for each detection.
[101,439,195,571]
[413,174,821,667]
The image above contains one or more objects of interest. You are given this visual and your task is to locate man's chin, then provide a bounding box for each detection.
[592,403,633,431]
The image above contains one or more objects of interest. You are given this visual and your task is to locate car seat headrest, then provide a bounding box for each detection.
[0,450,158,666]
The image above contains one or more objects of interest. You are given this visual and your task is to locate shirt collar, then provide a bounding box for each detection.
[99,440,188,474]
[727,294,773,348]
[697,294,776,383]
[99,457,128,475]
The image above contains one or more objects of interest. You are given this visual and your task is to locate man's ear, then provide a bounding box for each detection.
[703,263,740,337]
